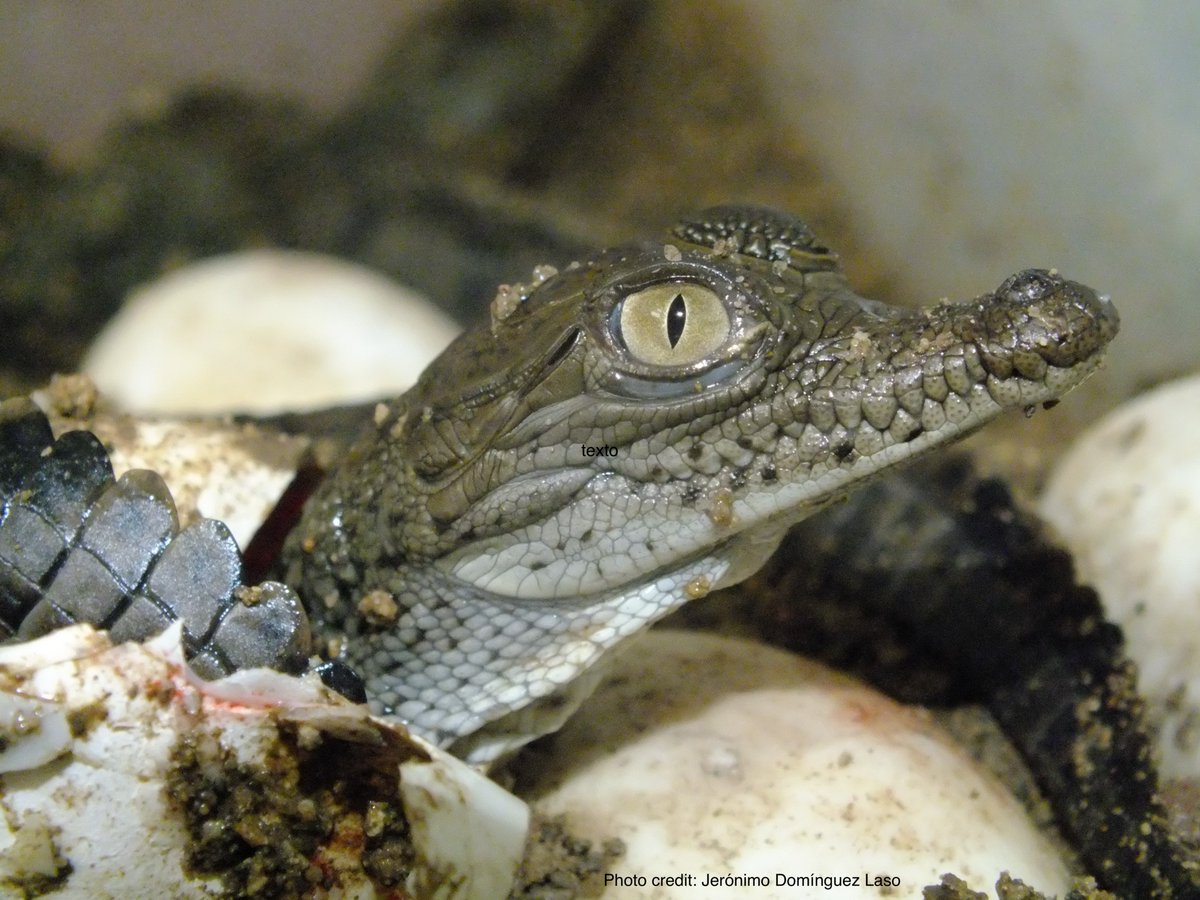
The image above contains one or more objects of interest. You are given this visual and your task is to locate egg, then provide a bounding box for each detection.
[83,250,459,416]
[1040,374,1200,780]
[518,630,1070,898]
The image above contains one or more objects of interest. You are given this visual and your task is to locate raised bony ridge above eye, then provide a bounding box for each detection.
[615,282,731,367]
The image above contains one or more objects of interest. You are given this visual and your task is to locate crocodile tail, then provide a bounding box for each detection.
[750,456,1198,897]
[0,397,312,678]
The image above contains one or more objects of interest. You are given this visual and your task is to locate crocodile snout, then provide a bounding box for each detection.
[992,269,1120,370]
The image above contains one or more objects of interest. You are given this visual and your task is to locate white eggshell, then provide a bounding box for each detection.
[83,250,460,415]
[0,625,528,899]
[523,630,1070,899]
[1040,374,1200,779]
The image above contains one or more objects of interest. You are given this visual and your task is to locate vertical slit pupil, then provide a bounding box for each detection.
[666,294,687,347]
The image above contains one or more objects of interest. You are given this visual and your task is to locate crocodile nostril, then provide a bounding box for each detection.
[992,270,1120,366]
[1002,269,1061,304]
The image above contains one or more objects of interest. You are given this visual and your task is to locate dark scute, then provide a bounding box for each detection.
[314,660,369,704]
[672,205,836,265]
[78,469,179,589]
[209,582,312,674]
[145,518,242,645]
[0,398,55,494]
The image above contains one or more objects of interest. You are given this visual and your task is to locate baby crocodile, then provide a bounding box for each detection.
[9,206,1195,894]
[283,205,1118,765]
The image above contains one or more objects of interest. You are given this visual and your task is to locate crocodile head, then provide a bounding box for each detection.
[289,206,1118,760]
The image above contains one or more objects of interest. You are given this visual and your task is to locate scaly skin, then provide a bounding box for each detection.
[0,398,312,676]
[284,206,1119,763]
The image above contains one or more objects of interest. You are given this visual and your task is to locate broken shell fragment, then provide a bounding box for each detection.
[0,624,528,898]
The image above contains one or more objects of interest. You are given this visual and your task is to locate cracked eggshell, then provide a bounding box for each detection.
[1040,374,1200,780]
[83,250,460,416]
[0,625,528,899]
[520,630,1070,899]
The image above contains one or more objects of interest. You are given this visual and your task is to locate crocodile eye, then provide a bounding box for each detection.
[616,283,730,367]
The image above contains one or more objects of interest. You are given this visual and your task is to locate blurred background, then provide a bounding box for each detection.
[2,0,1196,415]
